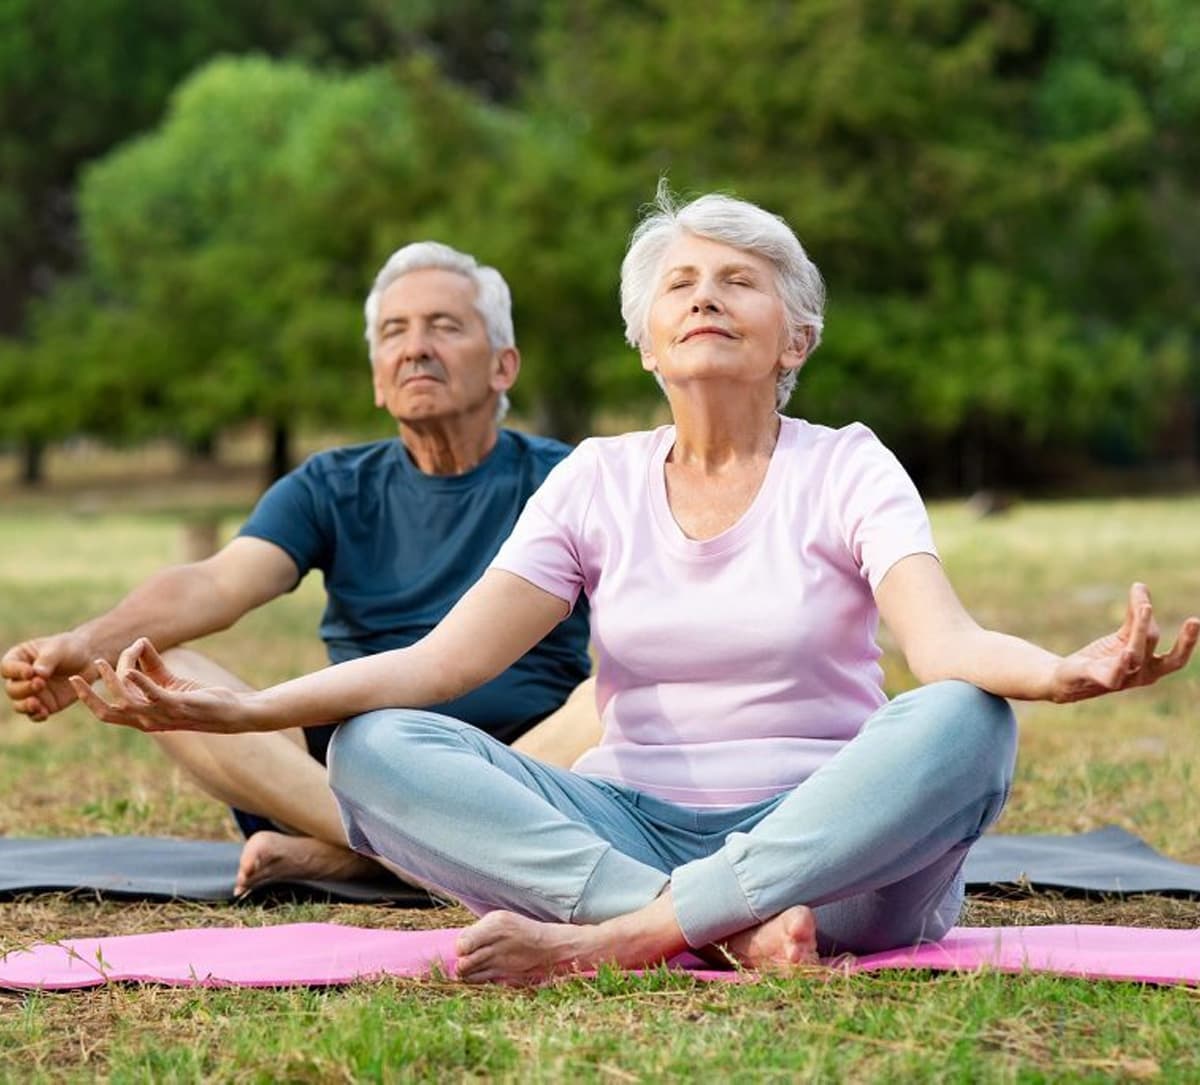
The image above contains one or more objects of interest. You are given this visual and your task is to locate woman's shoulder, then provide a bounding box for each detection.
[575,426,671,465]
[782,416,888,461]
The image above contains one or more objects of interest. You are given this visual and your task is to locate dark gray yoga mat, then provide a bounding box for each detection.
[0,836,437,905]
[2,827,1198,903]
[963,825,1200,896]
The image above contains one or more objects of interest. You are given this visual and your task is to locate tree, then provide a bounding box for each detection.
[527,0,1196,484]
[59,56,621,468]
[0,0,398,480]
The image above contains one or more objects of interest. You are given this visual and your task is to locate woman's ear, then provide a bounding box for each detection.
[639,344,658,374]
[780,327,813,372]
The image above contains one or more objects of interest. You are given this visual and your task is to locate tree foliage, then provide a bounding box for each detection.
[0,0,399,475]
[16,52,631,461]
[531,0,1200,482]
[4,0,1198,486]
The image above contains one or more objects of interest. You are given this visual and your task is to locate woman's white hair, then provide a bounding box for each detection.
[620,184,826,410]
[363,241,514,420]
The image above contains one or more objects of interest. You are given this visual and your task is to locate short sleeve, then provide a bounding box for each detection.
[237,459,330,577]
[831,425,937,591]
[490,441,596,607]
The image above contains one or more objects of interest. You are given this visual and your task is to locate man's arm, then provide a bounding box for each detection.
[2,537,300,721]
[74,569,569,735]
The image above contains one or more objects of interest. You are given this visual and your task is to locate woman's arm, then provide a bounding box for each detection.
[875,554,1199,703]
[71,570,570,733]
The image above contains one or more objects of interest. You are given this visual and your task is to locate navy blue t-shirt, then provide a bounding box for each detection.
[238,430,591,746]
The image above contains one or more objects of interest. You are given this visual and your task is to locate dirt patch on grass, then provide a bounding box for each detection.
[0,897,473,956]
[962,889,1200,929]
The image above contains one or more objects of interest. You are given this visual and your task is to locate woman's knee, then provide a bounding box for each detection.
[875,682,1017,810]
[327,709,467,799]
[910,681,1016,762]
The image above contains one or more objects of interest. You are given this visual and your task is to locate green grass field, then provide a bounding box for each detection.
[1,493,1199,1080]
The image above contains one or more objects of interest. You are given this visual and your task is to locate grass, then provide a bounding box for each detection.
[1,486,1200,1081]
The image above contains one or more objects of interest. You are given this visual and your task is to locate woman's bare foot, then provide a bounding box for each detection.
[453,896,821,985]
[707,906,819,971]
[455,911,602,984]
[234,831,385,895]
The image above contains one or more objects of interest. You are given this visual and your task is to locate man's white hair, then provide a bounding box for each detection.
[364,241,514,421]
[620,183,826,410]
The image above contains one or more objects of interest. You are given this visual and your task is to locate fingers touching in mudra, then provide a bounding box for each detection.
[1052,583,1199,703]
[69,638,241,733]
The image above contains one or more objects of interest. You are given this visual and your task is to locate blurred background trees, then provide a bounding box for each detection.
[2,0,1197,490]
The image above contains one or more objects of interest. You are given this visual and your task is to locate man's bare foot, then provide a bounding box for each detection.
[235,831,385,895]
[705,906,819,972]
[455,911,605,984]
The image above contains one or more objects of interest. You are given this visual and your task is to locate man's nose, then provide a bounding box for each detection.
[399,330,435,360]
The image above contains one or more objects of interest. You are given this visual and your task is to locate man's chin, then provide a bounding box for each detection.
[389,394,497,428]
[388,393,448,421]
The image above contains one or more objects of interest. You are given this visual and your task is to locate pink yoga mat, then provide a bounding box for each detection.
[1,923,1198,991]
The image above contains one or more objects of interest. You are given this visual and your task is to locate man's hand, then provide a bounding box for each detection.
[1,633,98,721]
[1049,583,1200,703]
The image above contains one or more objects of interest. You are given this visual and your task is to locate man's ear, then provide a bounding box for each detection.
[491,346,521,393]
[371,362,386,408]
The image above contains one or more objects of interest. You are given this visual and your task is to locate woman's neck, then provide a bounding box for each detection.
[667,388,781,472]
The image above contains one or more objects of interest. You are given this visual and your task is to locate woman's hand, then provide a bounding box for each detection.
[69,638,256,733]
[1048,583,1199,703]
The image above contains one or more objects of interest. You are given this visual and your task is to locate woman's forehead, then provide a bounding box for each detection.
[657,233,773,277]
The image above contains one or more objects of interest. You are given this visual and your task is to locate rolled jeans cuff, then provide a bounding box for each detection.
[670,850,759,948]
[572,845,670,925]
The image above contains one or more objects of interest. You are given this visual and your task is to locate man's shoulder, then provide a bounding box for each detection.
[291,439,398,484]
[496,430,580,490]
[500,428,574,467]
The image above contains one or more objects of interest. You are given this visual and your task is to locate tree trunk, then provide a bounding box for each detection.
[268,421,292,482]
[19,439,44,487]
[179,517,221,562]
[184,433,218,465]
[534,393,592,446]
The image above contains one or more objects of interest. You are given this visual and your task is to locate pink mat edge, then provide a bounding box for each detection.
[2,922,1198,991]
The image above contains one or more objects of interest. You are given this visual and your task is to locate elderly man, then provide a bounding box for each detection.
[2,242,596,894]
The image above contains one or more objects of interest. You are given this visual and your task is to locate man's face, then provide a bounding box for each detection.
[371,269,512,425]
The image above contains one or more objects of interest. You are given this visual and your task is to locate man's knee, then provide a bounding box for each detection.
[158,647,254,692]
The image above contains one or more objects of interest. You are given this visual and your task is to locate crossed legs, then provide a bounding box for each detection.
[329,681,1018,981]
[149,648,381,893]
[151,648,601,893]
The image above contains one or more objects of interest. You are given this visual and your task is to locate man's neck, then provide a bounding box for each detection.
[398,417,500,476]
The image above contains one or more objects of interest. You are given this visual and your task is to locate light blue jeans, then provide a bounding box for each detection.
[328,681,1017,954]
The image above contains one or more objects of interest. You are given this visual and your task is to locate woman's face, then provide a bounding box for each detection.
[641,233,802,399]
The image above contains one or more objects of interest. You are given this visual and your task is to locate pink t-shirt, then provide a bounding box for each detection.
[491,416,937,808]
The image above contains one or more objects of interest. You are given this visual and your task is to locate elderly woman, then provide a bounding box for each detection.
[77,189,1197,982]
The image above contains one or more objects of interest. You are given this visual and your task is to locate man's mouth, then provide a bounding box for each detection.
[400,370,444,386]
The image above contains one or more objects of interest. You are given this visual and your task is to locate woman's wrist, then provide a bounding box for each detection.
[241,689,279,732]
[1039,655,1071,703]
